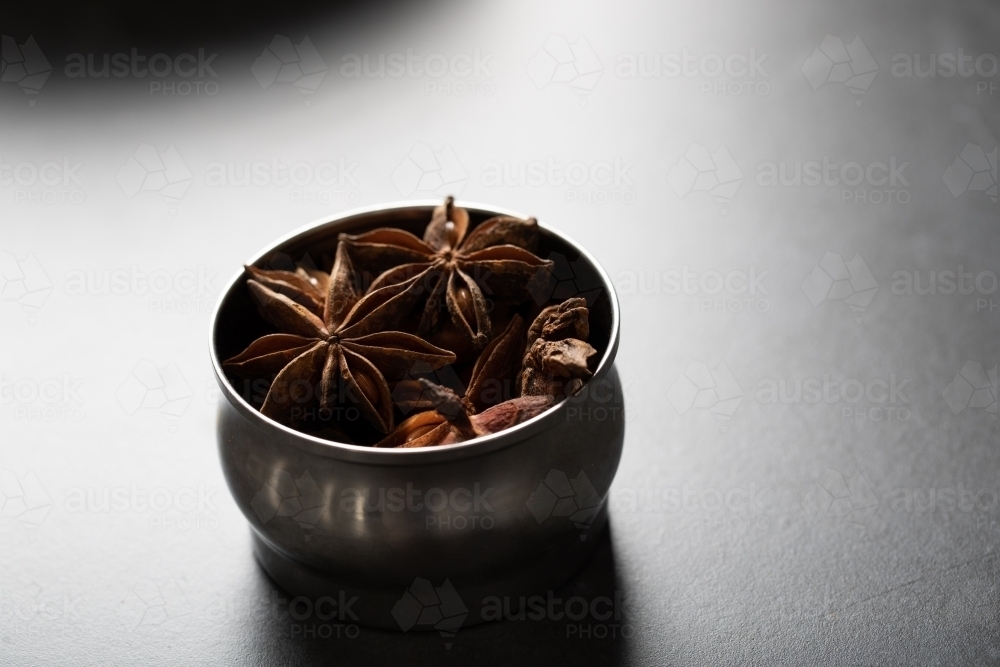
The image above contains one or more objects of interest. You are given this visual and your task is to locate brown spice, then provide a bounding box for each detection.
[222,197,600,448]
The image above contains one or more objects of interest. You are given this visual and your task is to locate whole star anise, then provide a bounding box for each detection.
[223,242,456,433]
[340,196,553,352]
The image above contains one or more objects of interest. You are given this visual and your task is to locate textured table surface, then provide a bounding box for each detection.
[2,0,998,664]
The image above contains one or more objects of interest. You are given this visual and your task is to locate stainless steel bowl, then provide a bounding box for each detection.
[210,201,624,631]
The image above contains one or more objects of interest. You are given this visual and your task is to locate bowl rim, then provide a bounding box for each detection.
[209,199,621,463]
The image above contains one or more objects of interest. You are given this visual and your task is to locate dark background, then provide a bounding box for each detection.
[1,0,998,664]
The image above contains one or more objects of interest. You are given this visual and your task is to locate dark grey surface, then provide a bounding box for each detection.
[1,0,998,664]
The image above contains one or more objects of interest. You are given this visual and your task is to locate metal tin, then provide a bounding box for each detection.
[210,201,624,630]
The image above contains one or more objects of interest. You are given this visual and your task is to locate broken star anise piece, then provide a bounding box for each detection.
[393,314,526,416]
[519,298,597,399]
[340,196,553,352]
[223,242,456,433]
[374,380,554,449]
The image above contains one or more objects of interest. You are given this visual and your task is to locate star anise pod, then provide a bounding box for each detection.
[223,242,456,433]
[340,196,553,352]
[242,264,329,316]
[393,315,525,414]
[519,297,597,399]
[375,382,554,449]
[376,316,543,448]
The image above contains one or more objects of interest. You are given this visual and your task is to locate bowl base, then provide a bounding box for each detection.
[251,514,609,631]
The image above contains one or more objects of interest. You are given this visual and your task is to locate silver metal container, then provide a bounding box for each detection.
[210,201,624,631]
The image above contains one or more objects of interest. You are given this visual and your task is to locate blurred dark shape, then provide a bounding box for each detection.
[2,0,428,51]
